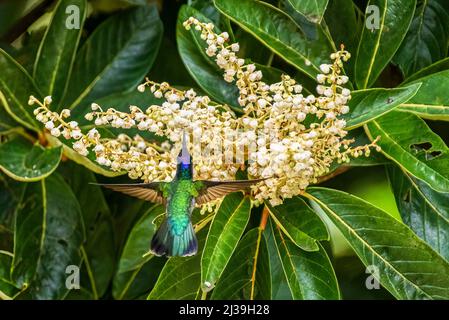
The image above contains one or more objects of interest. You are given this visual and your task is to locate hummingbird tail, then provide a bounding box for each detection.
[150,218,198,257]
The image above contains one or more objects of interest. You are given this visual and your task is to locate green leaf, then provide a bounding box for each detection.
[393,0,449,78]
[286,0,329,23]
[234,28,272,65]
[58,162,115,298]
[271,218,340,300]
[0,104,19,133]
[264,219,292,299]
[398,70,449,120]
[403,57,449,84]
[113,205,165,299]
[354,0,416,89]
[147,230,207,300]
[324,0,361,78]
[306,187,449,299]
[366,111,449,193]
[0,137,62,182]
[214,0,332,80]
[387,165,449,262]
[0,174,25,235]
[0,49,41,130]
[267,197,328,251]
[11,174,84,299]
[63,5,163,111]
[344,83,421,129]
[211,228,271,299]
[201,192,251,292]
[33,0,87,104]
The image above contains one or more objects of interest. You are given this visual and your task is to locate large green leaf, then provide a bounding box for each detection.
[387,166,449,262]
[11,174,84,299]
[264,219,292,299]
[0,137,62,182]
[33,0,87,105]
[211,228,271,299]
[366,111,449,193]
[354,0,416,89]
[344,84,420,129]
[0,174,25,235]
[306,187,449,299]
[271,218,340,300]
[267,197,328,251]
[58,162,115,298]
[0,49,41,130]
[398,70,449,120]
[201,192,251,292]
[214,0,332,80]
[393,0,449,78]
[286,0,329,23]
[113,204,165,299]
[63,5,163,111]
[403,57,449,84]
[147,230,207,300]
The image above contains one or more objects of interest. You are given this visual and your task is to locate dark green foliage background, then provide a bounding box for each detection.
[1,0,449,300]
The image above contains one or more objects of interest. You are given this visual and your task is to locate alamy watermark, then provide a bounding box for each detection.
[65,5,81,29]
[365,265,380,290]
[65,265,80,290]
[365,5,381,31]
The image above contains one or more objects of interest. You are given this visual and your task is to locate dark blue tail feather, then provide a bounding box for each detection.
[150,218,198,257]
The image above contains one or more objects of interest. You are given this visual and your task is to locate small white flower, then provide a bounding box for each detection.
[341,88,351,97]
[68,121,78,129]
[28,96,36,105]
[317,74,326,83]
[257,99,267,108]
[319,64,331,74]
[71,130,82,139]
[44,96,52,105]
[137,84,146,92]
[45,121,55,129]
[340,105,350,114]
[50,128,60,137]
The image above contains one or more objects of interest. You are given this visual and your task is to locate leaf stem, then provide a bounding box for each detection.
[250,206,269,300]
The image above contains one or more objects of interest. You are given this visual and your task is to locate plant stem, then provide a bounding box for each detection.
[249,206,269,300]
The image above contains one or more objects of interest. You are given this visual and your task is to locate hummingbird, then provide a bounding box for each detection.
[94,133,263,257]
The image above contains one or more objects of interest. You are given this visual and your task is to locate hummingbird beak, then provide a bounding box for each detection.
[177,131,191,165]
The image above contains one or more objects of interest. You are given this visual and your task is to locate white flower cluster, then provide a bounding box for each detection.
[31,17,380,206]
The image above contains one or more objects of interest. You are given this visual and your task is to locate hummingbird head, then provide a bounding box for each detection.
[177,131,191,166]
[176,132,193,179]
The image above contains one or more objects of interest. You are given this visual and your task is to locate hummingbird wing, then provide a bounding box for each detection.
[195,179,265,205]
[91,182,167,205]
